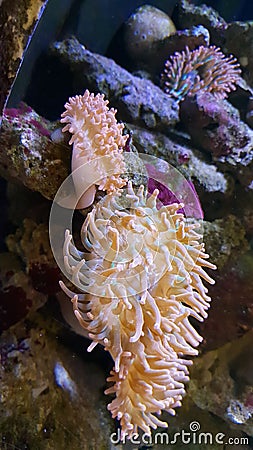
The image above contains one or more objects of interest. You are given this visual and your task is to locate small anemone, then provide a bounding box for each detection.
[161,45,241,101]
[61,90,128,208]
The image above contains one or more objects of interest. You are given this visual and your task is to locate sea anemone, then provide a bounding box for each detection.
[60,182,216,436]
[161,45,241,101]
[61,90,128,208]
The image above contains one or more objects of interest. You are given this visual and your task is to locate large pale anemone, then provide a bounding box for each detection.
[61,90,128,208]
[60,182,216,436]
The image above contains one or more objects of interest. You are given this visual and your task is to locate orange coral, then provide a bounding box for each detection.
[60,182,216,436]
[161,45,241,101]
[61,90,128,208]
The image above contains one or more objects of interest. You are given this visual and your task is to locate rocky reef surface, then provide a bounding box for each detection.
[0,0,253,448]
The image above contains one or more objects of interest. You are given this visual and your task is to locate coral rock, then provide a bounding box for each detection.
[180,92,253,188]
[51,37,179,133]
[124,5,176,63]
[0,104,69,199]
